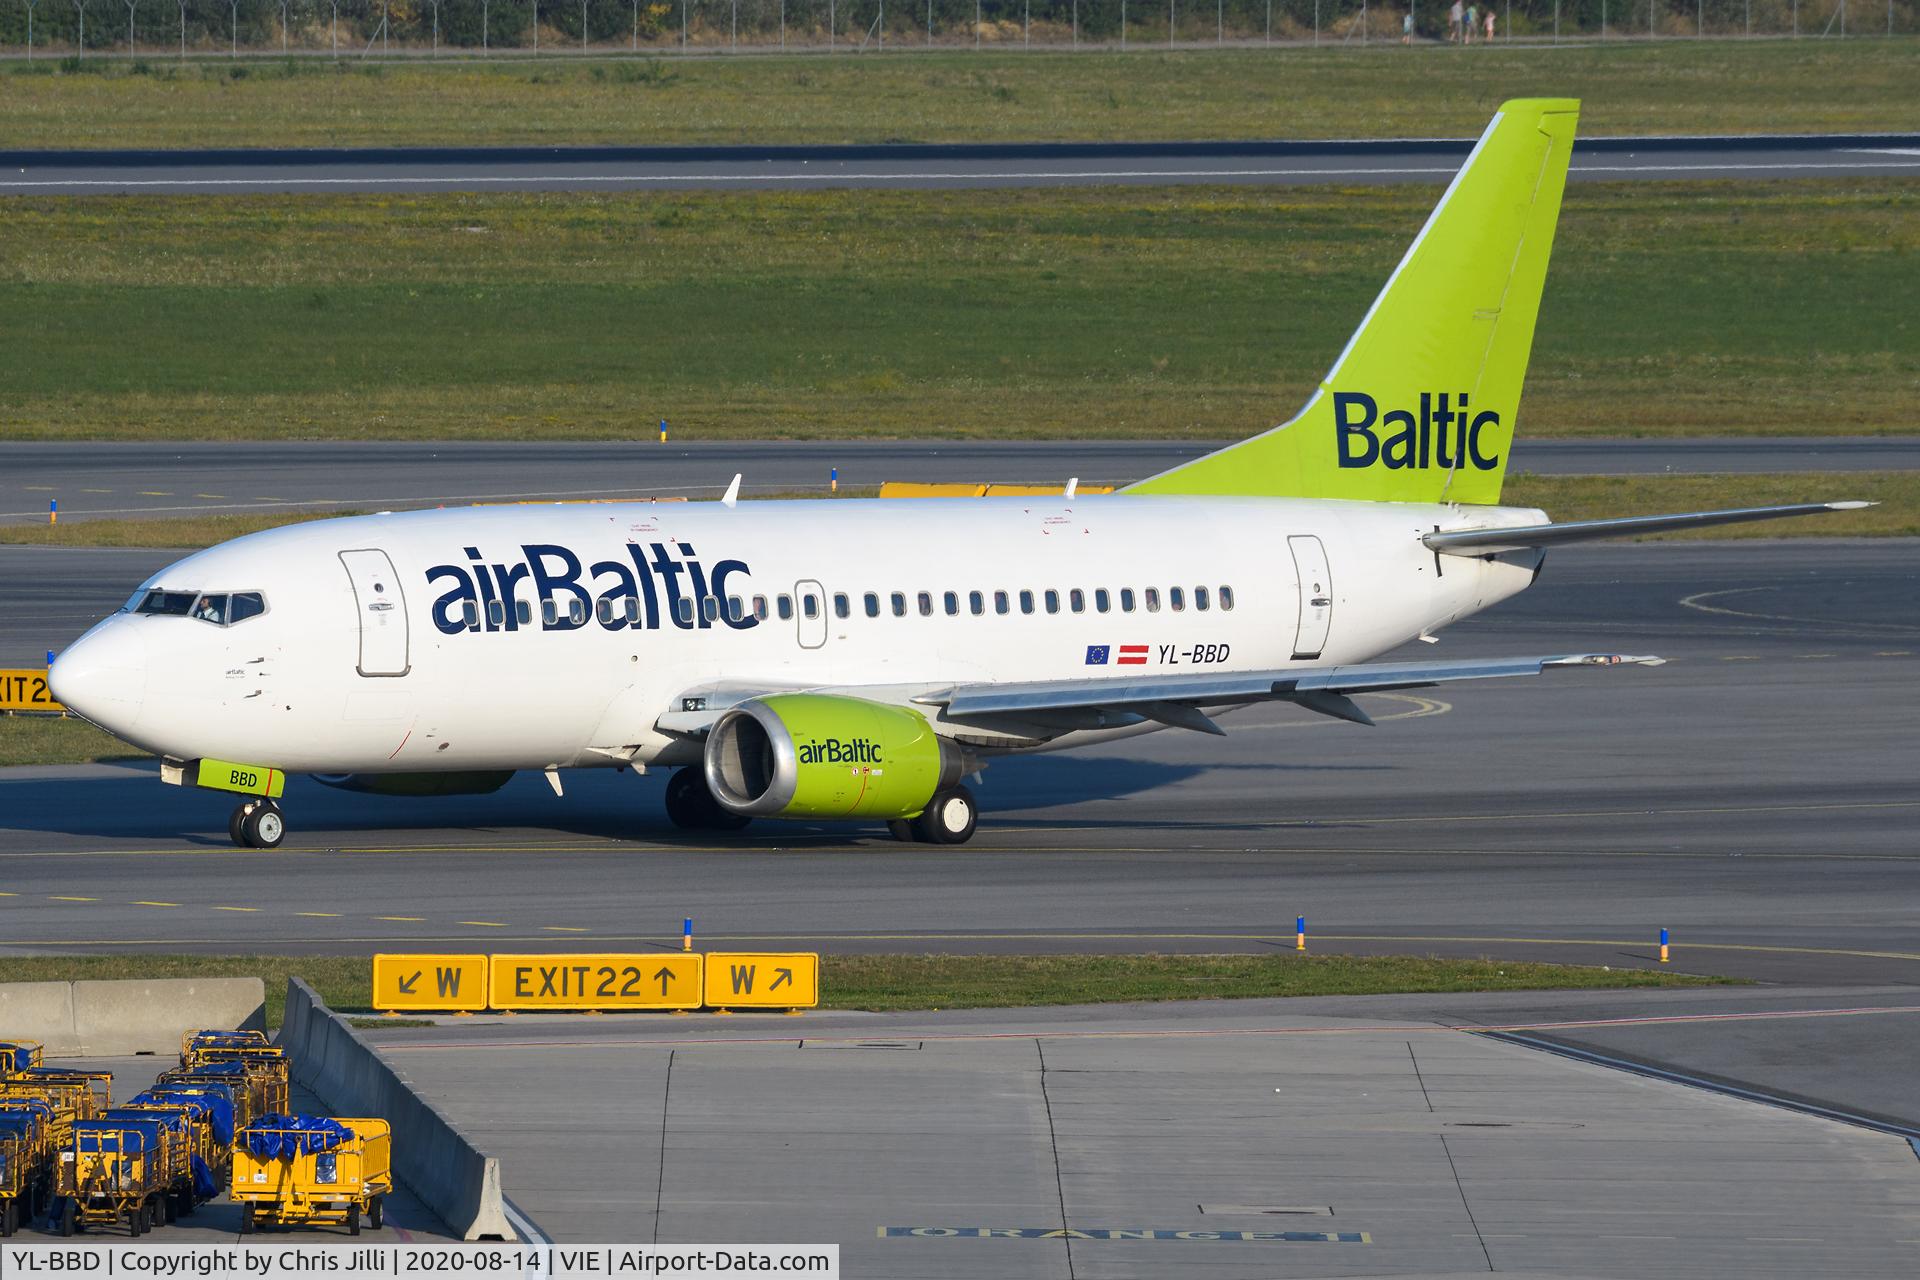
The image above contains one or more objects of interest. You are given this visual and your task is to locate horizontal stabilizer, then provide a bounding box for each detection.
[1424,502,1872,555]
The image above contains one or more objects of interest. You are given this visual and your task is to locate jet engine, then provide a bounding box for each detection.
[703,694,969,820]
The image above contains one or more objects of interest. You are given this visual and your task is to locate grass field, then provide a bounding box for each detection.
[1,177,1912,442]
[0,953,1729,1026]
[2,42,1916,149]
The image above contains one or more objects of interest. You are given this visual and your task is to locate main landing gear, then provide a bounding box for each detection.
[228,798,286,849]
[888,784,978,845]
[664,767,752,832]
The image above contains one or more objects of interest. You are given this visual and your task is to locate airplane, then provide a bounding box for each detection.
[50,98,1866,850]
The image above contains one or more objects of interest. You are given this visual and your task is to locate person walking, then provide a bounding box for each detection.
[1464,1,1477,40]
[1448,0,1463,40]
[1483,5,1495,39]
[1403,7,1415,41]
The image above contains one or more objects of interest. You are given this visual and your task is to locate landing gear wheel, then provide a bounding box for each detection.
[229,803,248,847]
[368,1196,383,1230]
[664,768,751,832]
[910,785,978,845]
[886,820,915,843]
[238,800,286,849]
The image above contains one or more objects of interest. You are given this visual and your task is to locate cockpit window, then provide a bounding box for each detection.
[133,589,266,626]
[135,590,197,617]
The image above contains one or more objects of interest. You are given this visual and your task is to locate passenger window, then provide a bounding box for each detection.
[701,597,719,623]
[1170,587,1186,612]
[192,594,230,625]
[1144,588,1160,613]
[487,600,506,628]
[803,594,820,619]
[1120,588,1136,613]
[777,596,794,621]
[1069,589,1085,614]
[753,595,769,621]
[1019,590,1035,615]
[864,592,881,619]
[229,592,267,624]
[1219,585,1235,612]
[1195,587,1210,611]
[943,591,959,616]
[728,596,746,623]
[969,590,985,616]
[462,599,481,629]
[625,597,641,624]
[677,598,696,625]
[571,598,589,625]
[541,600,559,626]
[834,593,850,619]
[596,598,614,625]
[1044,589,1060,615]
[994,590,1010,615]
[1094,588,1110,613]
[891,592,907,617]
[516,601,532,626]
[918,592,934,617]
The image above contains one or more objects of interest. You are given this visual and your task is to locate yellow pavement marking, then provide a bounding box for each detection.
[0,892,17,897]
[541,926,589,933]
[1796,653,1835,659]
[137,491,173,496]
[1876,651,1910,657]
[211,906,259,913]
[254,496,288,502]
[458,921,508,928]
[49,896,97,902]
[1719,655,1760,661]
[23,486,55,492]
[296,912,342,918]
[80,488,111,494]
[193,493,225,499]
[376,916,425,922]
[133,901,180,907]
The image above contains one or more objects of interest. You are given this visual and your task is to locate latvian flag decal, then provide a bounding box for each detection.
[1116,645,1149,666]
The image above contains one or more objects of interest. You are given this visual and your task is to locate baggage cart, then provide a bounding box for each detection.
[0,1111,52,1238]
[0,1043,44,1074]
[54,1119,170,1236]
[105,1107,204,1223]
[179,1030,270,1069]
[231,1117,390,1235]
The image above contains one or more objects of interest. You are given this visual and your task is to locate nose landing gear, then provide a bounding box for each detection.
[228,799,286,849]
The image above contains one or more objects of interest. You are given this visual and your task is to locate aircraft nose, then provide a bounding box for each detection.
[49,620,149,733]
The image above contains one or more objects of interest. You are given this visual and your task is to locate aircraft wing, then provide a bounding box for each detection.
[921,652,1663,735]
[1424,502,1871,555]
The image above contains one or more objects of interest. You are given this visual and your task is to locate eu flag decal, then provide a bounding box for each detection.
[1085,644,1110,665]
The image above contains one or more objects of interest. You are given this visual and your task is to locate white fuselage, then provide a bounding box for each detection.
[56,495,1546,773]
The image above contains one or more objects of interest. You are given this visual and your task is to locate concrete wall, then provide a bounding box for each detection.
[277,978,511,1241]
[0,977,263,1055]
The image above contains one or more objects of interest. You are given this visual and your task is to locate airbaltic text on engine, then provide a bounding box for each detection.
[797,737,883,765]
[1334,391,1502,470]
[424,541,756,635]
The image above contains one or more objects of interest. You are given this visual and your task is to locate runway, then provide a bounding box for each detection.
[2,436,1906,524]
[4,539,1914,988]
[4,134,1917,196]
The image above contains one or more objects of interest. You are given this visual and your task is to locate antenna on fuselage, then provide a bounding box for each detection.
[721,473,742,508]
[1064,477,1079,500]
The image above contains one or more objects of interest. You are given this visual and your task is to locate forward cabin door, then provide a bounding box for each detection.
[1287,535,1332,660]
[794,579,828,650]
[339,549,411,676]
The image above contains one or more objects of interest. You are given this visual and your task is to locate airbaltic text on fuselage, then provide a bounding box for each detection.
[425,542,757,636]
[1334,391,1501,470]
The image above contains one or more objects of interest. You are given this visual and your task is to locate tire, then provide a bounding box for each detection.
[886,819,916,843]
[240,1204,254,1235]
[58,1200,75,1238]
[129,1203,144,1237]
[368,1197,383,1230]
[242,801,286,850]
[911,785,978,845]
[228,803,250,848]
[2,1198,17,1238]
[347,1203,361,1237]
[665,768,751,832]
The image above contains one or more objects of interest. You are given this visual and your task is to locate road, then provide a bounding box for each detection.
[2,134,1917,195]
[2,436,1907,524]
[3,539,1914,989]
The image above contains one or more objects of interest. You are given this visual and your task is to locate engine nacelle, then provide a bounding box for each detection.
[704,694,969,820]
[312,771,515,797]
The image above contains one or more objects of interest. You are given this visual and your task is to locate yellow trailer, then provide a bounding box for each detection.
[231,1118,390,1235]
[0,1110,52,1238]
[178,1030,269,1069]
[55,1119,171,1236]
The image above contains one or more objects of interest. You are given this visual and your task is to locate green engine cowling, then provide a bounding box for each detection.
[704,694,969,820]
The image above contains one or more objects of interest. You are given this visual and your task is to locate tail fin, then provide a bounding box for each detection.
[1126,98,1579,505]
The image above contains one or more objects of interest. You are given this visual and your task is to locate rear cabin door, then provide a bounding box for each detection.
[1287,535,1333,660]
[794,579,828,650]
[339,549,411,676]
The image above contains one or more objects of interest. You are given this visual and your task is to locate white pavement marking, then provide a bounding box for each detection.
[2,158,1919,192]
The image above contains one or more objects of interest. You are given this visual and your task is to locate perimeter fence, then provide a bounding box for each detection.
[0,0,1913,57]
